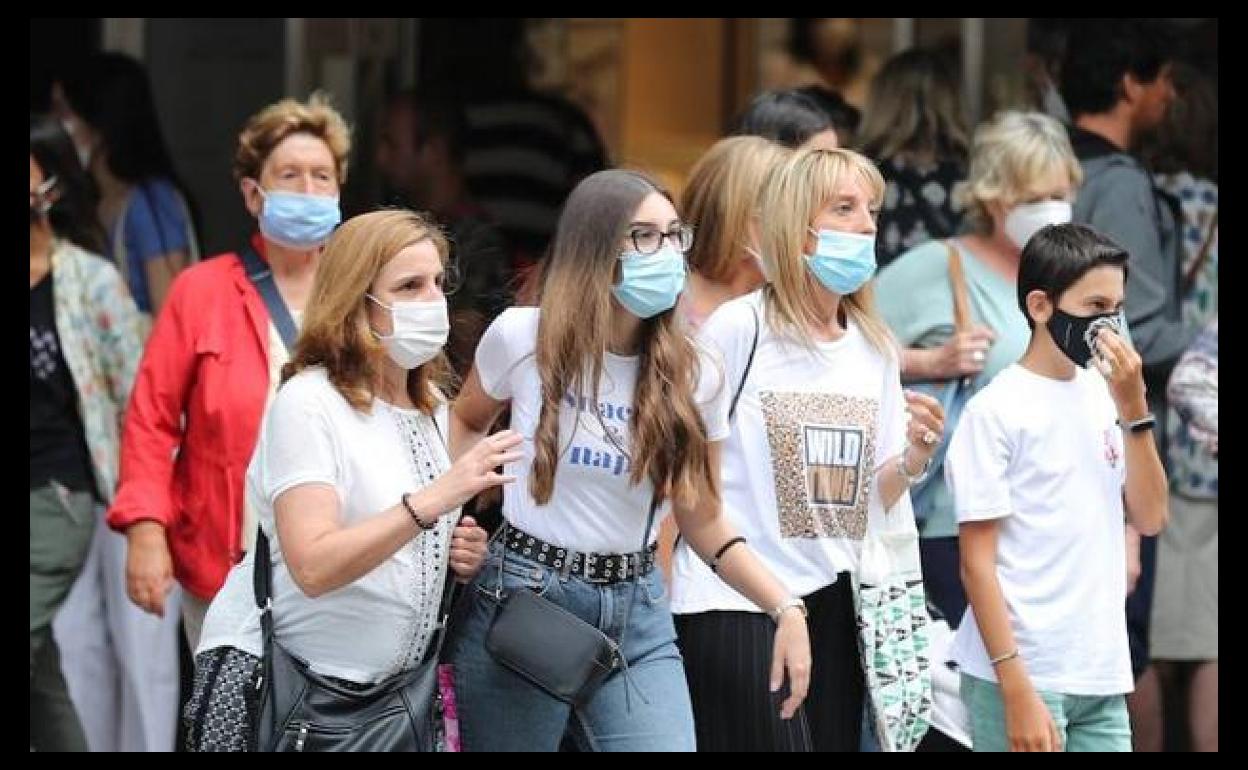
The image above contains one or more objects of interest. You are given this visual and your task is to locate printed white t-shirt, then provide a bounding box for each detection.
[197,366,455,684]
[474,307,730,554]
[670,291,909,614]
[945,363,1133,696]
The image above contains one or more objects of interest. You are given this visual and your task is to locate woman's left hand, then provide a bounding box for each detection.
[449,516,489,582]
[770,609,812,720]
[903,389,947,465]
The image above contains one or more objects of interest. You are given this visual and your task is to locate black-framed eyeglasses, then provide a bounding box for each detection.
[626,223,695,256]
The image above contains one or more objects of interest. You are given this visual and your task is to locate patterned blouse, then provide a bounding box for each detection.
[1155,173,1218,499]
[50,239,147,502]
[874,155,968,269]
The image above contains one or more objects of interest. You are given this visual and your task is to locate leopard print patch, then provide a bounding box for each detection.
[759,390,878,540]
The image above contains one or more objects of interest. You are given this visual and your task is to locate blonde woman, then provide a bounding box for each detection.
[183,210,516,750]
[670,147,946,751]
[875,110,1082,626]
[679,135,793,329]
[448,168,812,751]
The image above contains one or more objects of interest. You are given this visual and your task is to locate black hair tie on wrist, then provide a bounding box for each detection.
[710,536,747,573]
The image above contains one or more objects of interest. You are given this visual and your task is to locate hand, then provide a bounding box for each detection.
[1093,330,1147,420]
[769,609,812,720]
[1004,686,1062,752]
[929,325,996,379]
[903,389,947,466]
[449,516,489,582]
[430,429,525,514]
[125,521,175,617]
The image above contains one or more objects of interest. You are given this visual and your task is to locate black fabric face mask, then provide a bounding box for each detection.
[1046,307,1122,368]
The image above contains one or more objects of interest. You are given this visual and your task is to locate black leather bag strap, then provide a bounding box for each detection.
[239,244,298,353]
[728,303,761,421]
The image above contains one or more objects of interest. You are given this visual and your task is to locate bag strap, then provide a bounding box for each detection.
[945,240,973,334]
[1183,208,1217,295]
[727,302,761,421]
[239,244,299,353]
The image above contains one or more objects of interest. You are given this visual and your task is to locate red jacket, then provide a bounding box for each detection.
[109,234,275,600]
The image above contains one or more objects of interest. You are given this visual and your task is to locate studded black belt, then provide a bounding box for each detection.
[502,524,656,585]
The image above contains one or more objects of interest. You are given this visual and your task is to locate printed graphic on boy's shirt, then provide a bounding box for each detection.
[761,390,878,540]
[1103,428,1120,469]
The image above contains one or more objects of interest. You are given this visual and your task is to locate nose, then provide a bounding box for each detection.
[853,207,877,236]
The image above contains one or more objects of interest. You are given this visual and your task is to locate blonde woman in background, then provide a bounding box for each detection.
[874,110,1083,628]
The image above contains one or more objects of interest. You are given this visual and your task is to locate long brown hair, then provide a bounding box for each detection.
[857,48,969,164]
[282,209,452,414]
[530,169,714,509]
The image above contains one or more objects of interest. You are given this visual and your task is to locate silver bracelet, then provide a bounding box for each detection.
[897,448,933,487]
[989,648,1020,666]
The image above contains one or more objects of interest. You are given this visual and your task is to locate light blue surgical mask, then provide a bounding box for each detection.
[805,227,877,295]
[255,187,341,250]
[612,245,687,319]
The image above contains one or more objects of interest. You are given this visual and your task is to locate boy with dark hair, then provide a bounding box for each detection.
[946,223,1168,752]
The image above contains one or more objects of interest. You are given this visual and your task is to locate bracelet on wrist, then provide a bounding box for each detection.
[897,447,933,486]
[402,493,438,530]
[989,648,1020,667]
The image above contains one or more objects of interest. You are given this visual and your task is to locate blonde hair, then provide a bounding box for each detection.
[233,92,352,185]
[530,169,714,509]
[282,209,452,414]
[682,136,792,281]
[756,147,895,356]
[961,110,1083,234]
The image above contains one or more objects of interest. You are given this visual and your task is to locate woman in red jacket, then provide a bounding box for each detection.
[108,94,351,650]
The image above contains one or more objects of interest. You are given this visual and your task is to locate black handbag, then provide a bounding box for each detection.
[483,498,659,705]
[252,527,459,752]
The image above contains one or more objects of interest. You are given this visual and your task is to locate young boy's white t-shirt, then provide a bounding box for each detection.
[945,363,1134,696]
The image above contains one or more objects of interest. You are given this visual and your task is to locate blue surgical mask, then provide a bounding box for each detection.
[612,245,687,319]
[805,228,877,295]
[256,187,341,250]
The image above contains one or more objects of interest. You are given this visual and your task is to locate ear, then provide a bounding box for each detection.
[240,178,263,219]
[1121,71,1144,106]
[1025,289,1053,326]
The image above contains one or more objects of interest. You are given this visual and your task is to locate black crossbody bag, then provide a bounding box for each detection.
[483,498,658,705]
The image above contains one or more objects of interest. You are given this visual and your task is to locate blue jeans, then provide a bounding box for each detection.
[448,539,696,751]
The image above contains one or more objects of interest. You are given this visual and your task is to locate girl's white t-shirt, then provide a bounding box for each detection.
[474,307,730,554]
[197,367,455,684]
[671,291,909,614]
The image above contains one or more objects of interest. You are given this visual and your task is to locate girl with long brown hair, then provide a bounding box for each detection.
[447,168,812,751]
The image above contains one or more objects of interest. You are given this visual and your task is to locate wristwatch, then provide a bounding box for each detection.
[1117,413,1157,434]
[769,596,808,623]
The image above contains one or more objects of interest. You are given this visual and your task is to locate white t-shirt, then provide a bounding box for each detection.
[197,367,455,684]
[474,307,729,554]
[670,291,909,614]
[945,363,1133,696]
